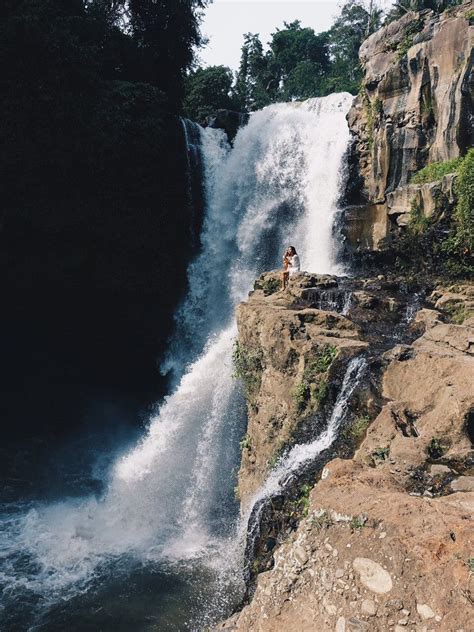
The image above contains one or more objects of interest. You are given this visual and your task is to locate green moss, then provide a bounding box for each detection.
[293,345,337,413]
[239,433,252,451]
[261,277,281,296]
[428,437,445,459]
[310,510,333,529]
[452,148,474,254]
[468,558,474,573]
[410,157,463,184]
[304,345,338,378]
[297,484,312,517]
[364,96,383,150]
[350,515,366,531]
[232,341,264,403]
[372,446,390,461]
[314,379,329,406]
[444,302,472,325]
[344,415,371,442]
[408,199,431,235]
[396,18,424,59]
[293,381,311,413]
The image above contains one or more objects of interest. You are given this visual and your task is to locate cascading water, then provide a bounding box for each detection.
[242,356,367,554]
[0,93,354,630]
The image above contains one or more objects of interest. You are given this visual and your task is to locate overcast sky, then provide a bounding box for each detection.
[198,0,392,71]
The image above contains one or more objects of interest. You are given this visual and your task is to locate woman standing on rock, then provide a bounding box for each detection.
[281,246,300,289]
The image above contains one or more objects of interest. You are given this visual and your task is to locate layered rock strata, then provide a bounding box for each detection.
[345,4,473,251]
[219,272,473,631]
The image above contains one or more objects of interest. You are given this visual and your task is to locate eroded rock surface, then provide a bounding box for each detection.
[344,4,473,251]
[218,273,473,631]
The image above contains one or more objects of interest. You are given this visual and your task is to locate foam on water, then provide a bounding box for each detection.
[0,93,354,607]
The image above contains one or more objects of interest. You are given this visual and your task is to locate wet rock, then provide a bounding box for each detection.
[353,558,393,594]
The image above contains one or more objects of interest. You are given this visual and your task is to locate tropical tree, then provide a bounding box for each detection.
[184,65,240,122]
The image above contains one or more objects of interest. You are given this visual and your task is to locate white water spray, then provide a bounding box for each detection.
[241,356,367,542]
[0,93,354,601]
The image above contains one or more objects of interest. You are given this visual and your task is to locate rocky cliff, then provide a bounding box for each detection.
[219,272,473,631]
[344,4,473,252]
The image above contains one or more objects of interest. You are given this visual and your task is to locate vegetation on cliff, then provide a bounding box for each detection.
[184,1,384,119]
[0,0,211,436]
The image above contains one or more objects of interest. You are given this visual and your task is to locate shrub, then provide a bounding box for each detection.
[262,277,281,296]
[304,345,338,379]
[293,381,311,413]
[233,341,264,402]
[344,415,371,441]
[239,433,252,451]
[408,199,431,235]
[372,446,390,461]
[452,148,474,254]
[293,345,337,413]
[410,157,463,184]
[428,437,445,459]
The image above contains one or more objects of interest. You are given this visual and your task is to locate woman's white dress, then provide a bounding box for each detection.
[288,254,301,276]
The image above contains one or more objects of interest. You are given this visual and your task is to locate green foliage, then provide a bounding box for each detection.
[344,415,371,441]
[408,200,431,235]
[239,433,252,451]
[443,302,471,324]
[304,345,338,378]
[372,446,390,461]
[260,277,281,296]
[296,484,312,517]
[293,346,337,413]
[452,148,474,255]
[229,1,383,113]
[428,437,445,459]
[410,157,463,184]
[385,0,461,24]
[328,1,383,93]
[365,96,383,149]
[232,341,264,402]
[468,558,474,573]
[310,510,333,529]
[293,382,311,413]
[184,65,240,122]
[397,35,414,59]
[350,515,366,531]
[315,380,329,406]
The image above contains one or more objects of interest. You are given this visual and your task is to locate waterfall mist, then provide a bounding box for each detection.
[0,93,354,629]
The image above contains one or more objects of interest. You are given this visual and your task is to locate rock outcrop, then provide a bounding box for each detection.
[344,4,473,251]
[219,272,474,631]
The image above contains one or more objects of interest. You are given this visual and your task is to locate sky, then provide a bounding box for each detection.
[199,0,343,70]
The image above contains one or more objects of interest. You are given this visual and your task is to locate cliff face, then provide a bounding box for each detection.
[344,5,473,251]
[220,273,474,632]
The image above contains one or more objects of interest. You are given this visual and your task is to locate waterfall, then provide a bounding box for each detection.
[0,93,354,615]
[241,356,367,547]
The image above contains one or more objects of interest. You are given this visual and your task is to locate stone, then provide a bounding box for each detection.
[294,545,309,566]
[335,616,346,632]
[450,477,474,493]
[417,603,436,620]
[430,464,451,476]
[345,7,471,251]
[361,599,377,616]
[335,568,345,579]
[353,558,393,594]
